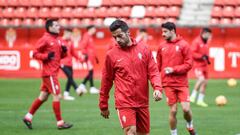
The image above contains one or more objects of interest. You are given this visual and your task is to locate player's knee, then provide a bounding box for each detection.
[182,107,190,113]
[52,94,61,101]
[124,126,137,135]
[170,109,177,116]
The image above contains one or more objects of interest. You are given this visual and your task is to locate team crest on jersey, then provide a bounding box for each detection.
[55,85,59,90]
[50,42,54,46]
[138,52,142,60]
[162,47,166,51]
[176,45,179,51]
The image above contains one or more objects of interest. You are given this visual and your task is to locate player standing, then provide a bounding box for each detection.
[157,22,197,135]
[99,19,162,135]
[190,28,212,107]
[23,19,73,130]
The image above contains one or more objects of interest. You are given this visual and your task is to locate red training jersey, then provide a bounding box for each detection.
[157,36,193,87]
[99,39,162,110]
[60,38,80,67]
[191,36,209,68]
[33,32,66,77]
[79,33,96,62]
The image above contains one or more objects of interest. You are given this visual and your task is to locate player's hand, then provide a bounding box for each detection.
[153,90,162,101]
[101,109,110,119]
[83,54,88,61]
[202,55,211,64]
[95,57,99,64]
[61,45,68,53]
[164,67,173,74]
[48,52,55,60]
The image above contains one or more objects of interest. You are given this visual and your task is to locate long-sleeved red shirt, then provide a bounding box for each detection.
[33,32,66,77]
[99,39,162,110]
[60,38,80,67]
[191,36,209,68]
[157,36,193,87]
[79,33,96,62]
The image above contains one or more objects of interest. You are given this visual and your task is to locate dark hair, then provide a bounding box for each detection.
[161,22,176,33]
[45,19,58,32]
[202,27,212,33]
[64,27,73,32]
[139,27,147,33]
[109,19,129,32]
[87,25,95,30]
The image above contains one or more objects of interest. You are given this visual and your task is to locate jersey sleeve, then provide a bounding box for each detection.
[33,38,48,61]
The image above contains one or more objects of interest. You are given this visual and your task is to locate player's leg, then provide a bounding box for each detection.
[164,87,178,135]
[89,69,99,94]
[117,108,137,135]
[178,87,197,135]
[47,76,73,129]
[190,68,205,103]
[196,70,208,107]
[23,83,49,129]
[136,107,150,135]
[61,66,75,100]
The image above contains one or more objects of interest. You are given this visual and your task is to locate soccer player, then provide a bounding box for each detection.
[60,28,84,100]
[190,28,212,107]
[136,27,148,43]
[99,19,162,135]
[77,25,99,94]
[23,19,73,130]
[157,22,196,135]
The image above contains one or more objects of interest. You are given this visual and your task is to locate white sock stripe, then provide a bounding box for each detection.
[50,76,56,94]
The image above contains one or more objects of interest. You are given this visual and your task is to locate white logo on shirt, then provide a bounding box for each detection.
[176,45,179,51]
[122,115,127,123]
[138,53,142,60]
[162,47,166,51]
[50,42,54,46]
[117,58,123,62]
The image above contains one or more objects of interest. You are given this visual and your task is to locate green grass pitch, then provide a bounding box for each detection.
[0,78,239,135]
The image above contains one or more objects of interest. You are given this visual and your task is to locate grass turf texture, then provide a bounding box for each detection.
[0,78,239,135]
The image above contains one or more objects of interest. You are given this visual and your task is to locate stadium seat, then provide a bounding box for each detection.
[27,7,38,18]
[220,18,232,25]
[102,0,112,6]
[83,8,96,18]
[59,18,69,26]
[81,18,94,26]
[120,6,131,17]
[214,0,224,6]
[211,6,222,18]
[145,6,156,17]
[23,18,34,26]
[73,7,84,18]
[35,18,45,26]
[19,0,30,6]
[167,6,180,17]
[169,0,183,6]
[155,6,167,17]
[39,7,50,18]
[128,18,140,26]
[165,18,177,23]
[122,0,147,6]
[234,6,240,17]
[8,0,19,6]
[141,18,153,25]
[66,0,76,6]
[209,18,220,25]
[12,18,21,26]
[43,0,54,6]
[77,0,88,6]
[232,18,240,24]
[111,0,124,6]
[51,7,61,18]
[108,7,121,17]
[62,7,73,18]
[222,6,234,17]
[0,19,10,26]
[3,7,14,18]
[147,0,170,6]
[0,0,7,6]
[30,0,43,7]
[55,0,65,6]
[95,7,108,18]
[93,18,104,26]
[224,0,237,6]
[69,18,81,26]
[154,17,164,24]
[15,7,26,18]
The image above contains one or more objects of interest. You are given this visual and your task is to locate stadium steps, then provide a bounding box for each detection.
[178,0,214,26]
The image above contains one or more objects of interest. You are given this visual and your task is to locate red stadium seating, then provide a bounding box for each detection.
[19,0,30,6]
[108,7,121,17]
[51,7,61,18]
[66,0,76,7]
[55,0,65,6]
[209,18,220,25]
[39,7,50,18]
[224,0,237,6]
[0,0,7,6]
[23,18,34,26]
[93,18,104,25]
[220,18,232,24]
[145,6,156,17]
[222,6,234,17]
[43,0,54,7]
[15,7,26,18]
[214,0,224,6]
[167,6,180,17]
[155,6,167,17]
[76,0,88,7]
[211,6,222,18]
[120,6,131,17]
[0,19,10,26]
[27,7,38,18]
[70,18,81,26]
[62,7,73,18]
[232,18,240,24]
[59,18,69,26]
[83,8,96,18]
[30,0,43,7]
[35,18,45,26]
[102,0,112,6]
[8,0,19,6]
[3,7,14,18]
[12,18,22,26]
[81,18,94,25]
[95,7,108,18]
[73,7,84,18]
[234,6,240,17]
[169,0,183,6]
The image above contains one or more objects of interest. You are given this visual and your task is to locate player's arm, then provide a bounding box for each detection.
[156,47,162,72]
[146,47,163,101]
[33,38,49,61]
[79,34,89,50]
[99,54,114,118]
[172,43,193,74]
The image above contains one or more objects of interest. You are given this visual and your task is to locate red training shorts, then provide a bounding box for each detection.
[40,76,61,95]
[194,67,208,79]
[164,86,190,106]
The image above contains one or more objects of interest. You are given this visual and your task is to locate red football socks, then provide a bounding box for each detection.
[52,101,62,121]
